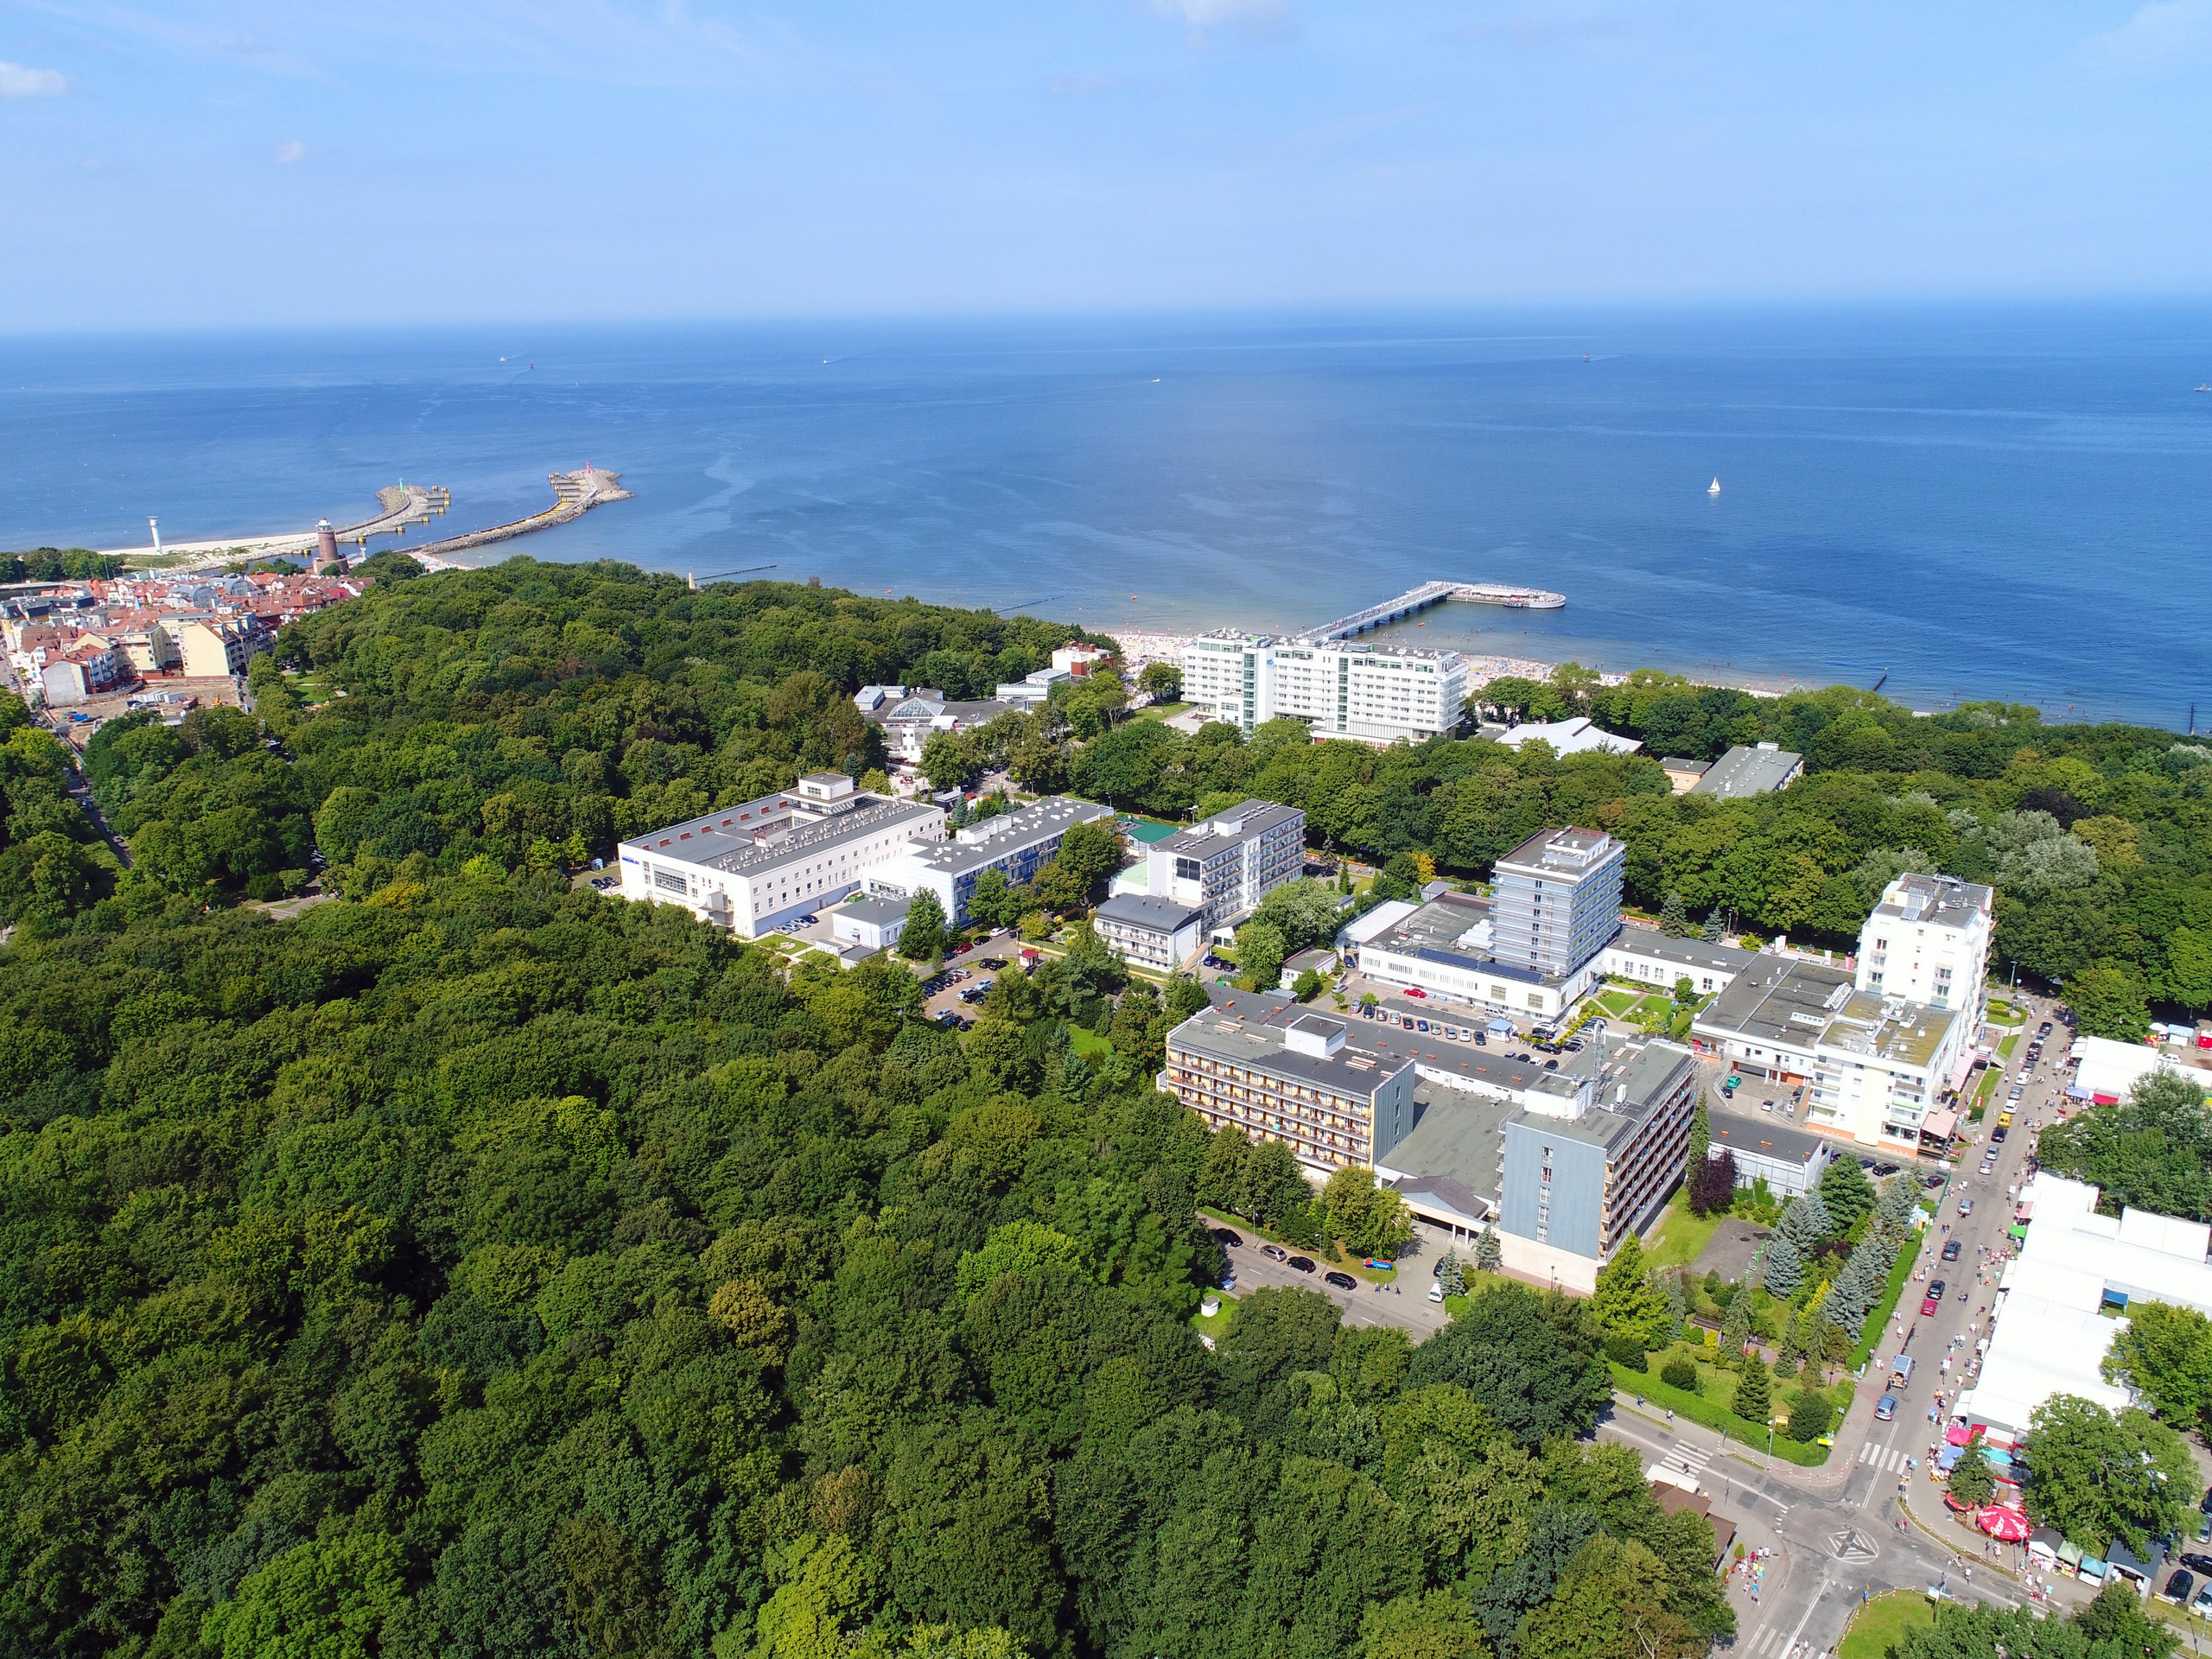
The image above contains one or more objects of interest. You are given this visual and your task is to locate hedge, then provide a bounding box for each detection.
[1611,1362,1830,1467]
[1849,1225,1925,1370]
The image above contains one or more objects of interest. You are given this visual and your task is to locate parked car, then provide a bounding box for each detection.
[1872,1164,1901,1178]
[1874,1395,1897,1421]
[1287,1256,1317,1274]
[1958,1198,1975,1217]
[1428,1281,1445,1303]
[1942,1240,1961,1262]
[1211,1228,1243,1248]
[1923,1281,1946,1315]
[1323,1271,1357,1290]
[1924,1173,1948,1189]
[1404,988,1427,999]
[1261,1244,1287,1262]
[2164,1570,2195,1606]
[2193,1583,2212,1619]
[2038,1020,2054,1035]
[1991,1128,2007,1144]
[2183,1553,2212,1577]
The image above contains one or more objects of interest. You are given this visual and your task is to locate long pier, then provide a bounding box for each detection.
[102,484,451,570]
[93,468,632,574]
[1297,579,1567,642]
[403,467,632,563]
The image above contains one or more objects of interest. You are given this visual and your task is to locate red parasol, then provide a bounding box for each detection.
[1977,1506,2031,1541]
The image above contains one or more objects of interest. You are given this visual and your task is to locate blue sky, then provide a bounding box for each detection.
[3,1,2209,327]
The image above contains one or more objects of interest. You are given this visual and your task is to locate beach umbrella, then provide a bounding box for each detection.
[1979,1507,2031,1542]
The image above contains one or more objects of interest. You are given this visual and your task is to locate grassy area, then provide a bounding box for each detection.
[1985,998,2028,1026]
[1838,1590,1935,1659]
[1646,1191,1726,1272]
[1612,1358,1831,1466]
[1999,1031,2022,1059]
[1192,1291,1237,1343]
[1129,701,1192,724]
[1067,1025,1113,1058]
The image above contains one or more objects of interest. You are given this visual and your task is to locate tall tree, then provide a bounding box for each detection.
[901,888,949,961]
[1590,1236,1669,1353]
[1731,1357,1771,1427]
[1657,891,1692,938]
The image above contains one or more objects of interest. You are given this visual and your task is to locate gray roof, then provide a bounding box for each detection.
[1512,1041,1698,1154]
[1167,1000,1407,1101]
[1868,871,1993,930]
[837,895,912,926]
[1690,745,1804,799]
[1380,1084,1515,1204]
[1609,931,1758,977]
[623,791,939,880]
[1707,1109,1828,1168]
[1693,957,1854,1052]
[1095,892,1205,934]
[1160,799,1304,858]
[1494,825,1622,879]
[902,797,1113,878]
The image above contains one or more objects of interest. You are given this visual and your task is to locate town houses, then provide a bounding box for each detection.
[3,569,364,707]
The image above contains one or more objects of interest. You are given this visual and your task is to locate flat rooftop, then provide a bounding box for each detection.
[1868,871,1993,930]
[1707,1109,1827,1167]
[1170,996,1402,1099]
[1823,989,1960,1069]
[1494,825,1621,878]
[1611,931,1758,977]
[1095,892,1205,932]
[1689,745,1803,799]
[1694,957,1854,1051]
[622,790,941,880]
[901,797,1113,878]
[1160,799,1303,856]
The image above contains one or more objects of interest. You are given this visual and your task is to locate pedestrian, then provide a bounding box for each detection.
[1637,1393,1644,1408]
[1668,1408,1675,1426]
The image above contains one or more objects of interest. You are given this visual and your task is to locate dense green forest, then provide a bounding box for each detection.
[2,556,2206,1654]
[2,562,1734,1659]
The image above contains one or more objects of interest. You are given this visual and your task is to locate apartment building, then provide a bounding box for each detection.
[1147,799,1306,933]
[41,642,127,706]
[1093,893,1206,973]
[619,772,947,938]
[177,619,261,678]
[1691,955,1972,1151]
[1597,931,1755,999]
[1856,872,1993,1022]
[871,796,1115,927]
[1160,1001,1420,1173]
[1491,826,1627,979]
[1180,632,1467,746]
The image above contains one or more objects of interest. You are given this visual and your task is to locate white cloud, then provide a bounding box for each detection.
[1151,0,1292,46]
[274,138,308,163]
[2086,0,2212,67]
[0,60,67,98]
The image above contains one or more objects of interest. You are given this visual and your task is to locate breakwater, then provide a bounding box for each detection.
[404,468,632,563]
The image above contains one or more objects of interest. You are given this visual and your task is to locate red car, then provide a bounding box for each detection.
[1404,988,1427,999]
[1921,1279,1946,1317]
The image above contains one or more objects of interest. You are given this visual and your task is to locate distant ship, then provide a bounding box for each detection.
[1707,478,1722,495]
[2197,385,2211,393]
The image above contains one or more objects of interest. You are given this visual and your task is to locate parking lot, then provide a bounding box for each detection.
[1202,1211,1456,1336]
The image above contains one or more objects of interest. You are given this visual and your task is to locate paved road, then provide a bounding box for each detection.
[1649,987,2086,1656]
[1205,1213,1455,1336]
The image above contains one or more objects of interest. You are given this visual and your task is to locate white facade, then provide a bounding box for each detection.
[1181,632,1467,745]
[1856,873,1993,1023]
[1484,716,1643,757]
[1598,931,1754,999]
[1147,800,1306,931]
[1954,1173,2212,1445]
[1093,893,1206,973]
[871,796,1116,927]
[619,772,947,938]
[1491,827,1626,980]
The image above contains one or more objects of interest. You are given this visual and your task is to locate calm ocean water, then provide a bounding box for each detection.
[3,308,2209,726]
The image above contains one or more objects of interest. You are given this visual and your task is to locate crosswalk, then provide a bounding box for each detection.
[1736,1624,1801,1657]
[1859,1440,1911,1473]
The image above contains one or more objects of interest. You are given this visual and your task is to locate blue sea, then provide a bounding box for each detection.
[4,307,2210,727]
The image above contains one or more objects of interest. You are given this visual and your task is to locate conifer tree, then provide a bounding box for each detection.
[1475,1225,1503,1273]
[1437,1250,1466,1297]
[1732,1356,1772,1426]
[1719,1285,1753,1357]
[1701,910,1726,944]
[1659,890,1692,938]
[1758,1230,1805,1298]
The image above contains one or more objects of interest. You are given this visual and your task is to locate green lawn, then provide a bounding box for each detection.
[1645,1192,1725,1272]
[1999,1031,2022,1058]
[1192,1291,1236,1343]
[1067,1025,1113,1058]
[1838,1590,1935,1659]
[1129,701,1192,724]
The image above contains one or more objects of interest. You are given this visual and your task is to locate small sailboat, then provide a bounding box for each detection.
[2197,384,2211,393]
[1707,478,1722,495]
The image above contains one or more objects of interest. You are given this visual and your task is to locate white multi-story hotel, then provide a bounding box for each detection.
[1146,800,1307,933]
[618,772,946,938]
[1856,872,1993,1023]
[1181,632,1468,745]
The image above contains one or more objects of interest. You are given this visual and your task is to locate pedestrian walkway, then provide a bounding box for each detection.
[1857,1441,1913,1474]
[1733,1624,1811,1657]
